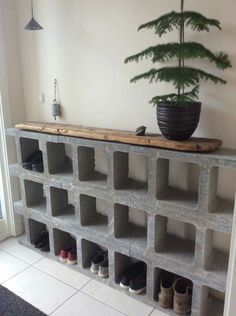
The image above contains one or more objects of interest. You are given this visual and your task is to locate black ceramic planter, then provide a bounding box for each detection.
[157,102,201,141]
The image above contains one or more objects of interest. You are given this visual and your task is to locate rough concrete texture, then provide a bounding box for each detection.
[6,127,235,316]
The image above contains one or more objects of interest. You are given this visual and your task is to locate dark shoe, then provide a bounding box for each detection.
[98,257,109,278]
[159,271,176,309]
[23,150,44,172]
[34,231,48,248]
[173,278,193,315]
[91,252,108,274]
[120,261,146,289]
[40,241,50,252]
[129,272,146,294]
[32,162,44,173]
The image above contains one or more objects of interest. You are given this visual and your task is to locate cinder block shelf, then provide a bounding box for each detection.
[7,127,236,316]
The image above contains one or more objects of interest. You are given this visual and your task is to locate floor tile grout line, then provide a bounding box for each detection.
[0,247,36,265]
[32,264,90,291]
[49,290,79,315]
[76,278,92,291]
[1,265,31,286]
[147,307,155,316]
[30,255,46,266]
[0,244,45,266]
[79,291,128,316]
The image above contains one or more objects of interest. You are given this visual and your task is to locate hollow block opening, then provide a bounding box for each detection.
[24,180,46,213]
[28,219,48,247]
[113,151,148,193]
[114,252,147,295]
[156,159,199,209]
[114,203,147,248]
[213,166,236,215]
[47,142,73,175]
[53,228,77,258]
[155,215,196,265]
[78,146,107,186]
[205,230,230,278]
[153,267,193,310]
[20,137,43,172]
[203,287,225,316]
[80,194,108,232]
[81,239,107,270]
[50,187,75,220]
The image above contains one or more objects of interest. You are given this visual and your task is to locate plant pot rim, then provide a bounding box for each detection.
[157,101,202,108]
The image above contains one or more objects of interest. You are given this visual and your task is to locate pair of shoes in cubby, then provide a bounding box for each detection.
[59,242,77,265]
[120,261,146,295]
[23,150,44,173]
[34,231,50,252]
[159,271,192,315]
[90,251,109,278]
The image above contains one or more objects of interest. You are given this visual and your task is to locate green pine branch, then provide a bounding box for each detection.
[130,67,226,89]
[138,11,221,36]
[150,85,200,105]
[125,42,231,70]
[125,0,231,105]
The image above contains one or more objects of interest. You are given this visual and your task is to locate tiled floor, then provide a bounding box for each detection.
[0,238,168,316]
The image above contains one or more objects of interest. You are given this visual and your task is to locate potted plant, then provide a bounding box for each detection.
[125,0,232,141]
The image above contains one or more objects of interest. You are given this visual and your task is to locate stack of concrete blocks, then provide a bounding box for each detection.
[6,128,236,316]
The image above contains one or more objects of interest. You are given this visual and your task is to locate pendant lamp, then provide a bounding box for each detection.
[25,0,43,31]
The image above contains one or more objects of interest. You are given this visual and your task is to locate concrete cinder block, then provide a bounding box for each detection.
[6,127,236,316]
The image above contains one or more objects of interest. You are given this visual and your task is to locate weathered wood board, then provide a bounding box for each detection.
[15,122,222,153]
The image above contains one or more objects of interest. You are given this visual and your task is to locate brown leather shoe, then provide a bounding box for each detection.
[173,278,193,315]
[158,271,176,309]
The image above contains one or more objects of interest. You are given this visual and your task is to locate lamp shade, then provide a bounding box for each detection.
[25,17,43,30]
[24,0,43,31]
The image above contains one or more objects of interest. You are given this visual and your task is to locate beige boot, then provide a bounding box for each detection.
[158,271,176,309]
[173,278,193,315]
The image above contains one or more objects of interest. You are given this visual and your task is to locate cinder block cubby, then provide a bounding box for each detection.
[153,267,193,304]
[215,166,236,215]
[78,146,108,187]
[47,142,73,175]
[53,228,76,258]
[28,219,49,249]
[114,252,147,295]
[155,216,196,265]
[113,151,148,194]
[7,127,236,316]
[203,287,225,316]
[114,204,147,248]
[24,180,46,213]
[81,239,108,270]
[50,187,75,220]
[205,230,230,278]
[80,194,108,233]
[156,159,199,209]
[20,137,40,162]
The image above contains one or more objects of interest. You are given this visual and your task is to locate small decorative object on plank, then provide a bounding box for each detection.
[15,122,222,153]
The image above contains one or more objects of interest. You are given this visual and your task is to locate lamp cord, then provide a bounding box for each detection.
[31,0,34,17]
[54,79,57,103]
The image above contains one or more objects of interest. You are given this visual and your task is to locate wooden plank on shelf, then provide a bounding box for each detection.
[15,122,222,153]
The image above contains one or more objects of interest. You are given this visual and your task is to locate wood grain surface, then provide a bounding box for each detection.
[15,122,222,153]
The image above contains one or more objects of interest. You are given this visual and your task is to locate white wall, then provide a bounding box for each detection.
[0,0,25,126]
[0,0,26,237]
